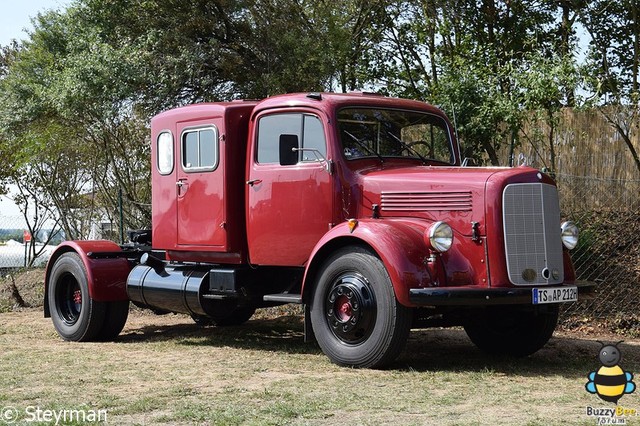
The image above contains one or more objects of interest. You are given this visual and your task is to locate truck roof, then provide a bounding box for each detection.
[151,92,446,124]
[252,92,445,117]
[151,100,259,126]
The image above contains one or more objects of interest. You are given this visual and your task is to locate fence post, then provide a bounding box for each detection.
[508,129,516,167]
[23,230,31,268]
[119,187,124,244]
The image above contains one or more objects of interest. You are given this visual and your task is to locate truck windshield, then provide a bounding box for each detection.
[337,108,454,164]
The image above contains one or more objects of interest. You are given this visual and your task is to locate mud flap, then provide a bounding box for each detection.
[304,304,316,343]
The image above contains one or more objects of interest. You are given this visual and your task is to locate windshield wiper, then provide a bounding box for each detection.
[386,131,428,165]
[343,130,384,163]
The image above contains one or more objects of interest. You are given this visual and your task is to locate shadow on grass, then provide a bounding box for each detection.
[117,315,639,378]
[118,315,321,355]
[396,328,640,379]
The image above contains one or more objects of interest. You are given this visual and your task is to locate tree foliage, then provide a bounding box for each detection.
[580,0,640,172]
[0,0,637,247]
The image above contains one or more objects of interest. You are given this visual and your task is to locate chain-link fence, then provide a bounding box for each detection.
[557,174,640,320]
[0,215,56,270]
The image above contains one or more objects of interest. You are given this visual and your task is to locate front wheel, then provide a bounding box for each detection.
[463,305,559,357]
[310,246,412,368]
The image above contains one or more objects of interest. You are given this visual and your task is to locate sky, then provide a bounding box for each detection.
[0,0,73,220]
[0,0,72,46]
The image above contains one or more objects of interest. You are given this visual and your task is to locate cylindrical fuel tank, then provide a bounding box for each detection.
[127,265,207,316]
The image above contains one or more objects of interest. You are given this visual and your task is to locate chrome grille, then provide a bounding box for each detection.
[381,191,472,212]
[502,183,564,285]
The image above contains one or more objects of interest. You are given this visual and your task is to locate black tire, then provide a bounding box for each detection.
[48,252,106,341]
[96,301,129,341]
[207,305,256,326]
[463,305,559,357]
[310,246,412,368]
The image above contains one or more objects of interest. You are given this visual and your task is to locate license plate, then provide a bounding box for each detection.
[532,286,578,304]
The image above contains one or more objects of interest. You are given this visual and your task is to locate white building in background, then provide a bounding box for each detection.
[87,219,119,241]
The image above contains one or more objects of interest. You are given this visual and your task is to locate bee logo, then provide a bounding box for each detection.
[585,341,636,404]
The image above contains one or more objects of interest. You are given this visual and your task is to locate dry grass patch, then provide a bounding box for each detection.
[2,269,639,424]
[1,308,639,425]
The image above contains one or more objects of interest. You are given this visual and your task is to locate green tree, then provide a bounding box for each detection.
[3,0,634,238]
[517,53,581,172]
[0,7,151,236]
[0,0,353,239]
[579,0,640,173]
[366,0,585,165]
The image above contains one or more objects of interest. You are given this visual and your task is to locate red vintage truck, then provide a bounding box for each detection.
[44,92,593,368]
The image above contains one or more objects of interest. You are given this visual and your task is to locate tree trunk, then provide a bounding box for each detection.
[601,108,640,175]
[633,3,639,94]
[560,0,575,106]
[482,139,500,166]
[9,275,27,308]
[548,109,557,173]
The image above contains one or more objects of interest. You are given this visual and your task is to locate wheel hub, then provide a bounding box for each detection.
[73,289,82,306]
[335,295,353,320]
[56,273,82,326]
[326,273,376,344]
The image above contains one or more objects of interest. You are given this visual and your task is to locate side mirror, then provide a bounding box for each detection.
[279,134,299,166]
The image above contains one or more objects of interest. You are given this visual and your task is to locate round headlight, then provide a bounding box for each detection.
[427,221,454,253]
[561,221,579,250]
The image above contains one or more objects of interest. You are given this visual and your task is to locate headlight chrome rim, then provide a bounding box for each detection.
[427,221,454,253]
[561,221,579,250]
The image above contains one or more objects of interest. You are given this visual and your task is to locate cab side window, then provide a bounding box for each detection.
[157,131,174,175]
[182,127,218,171]
[257,113,326,164]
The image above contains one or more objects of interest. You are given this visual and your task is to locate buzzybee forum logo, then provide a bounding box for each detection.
[586,341,636,403]
[585,341,637,425]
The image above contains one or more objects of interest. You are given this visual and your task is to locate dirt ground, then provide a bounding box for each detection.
[1,269,640,425]
[2,308,640,425]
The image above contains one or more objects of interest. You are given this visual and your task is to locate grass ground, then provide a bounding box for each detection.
[0,270,639,425]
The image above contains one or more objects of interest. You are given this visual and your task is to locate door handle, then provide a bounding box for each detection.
[246,179,262,187]
[176,179,188,195]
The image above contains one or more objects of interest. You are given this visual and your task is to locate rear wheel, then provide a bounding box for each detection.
[310,246,411,368]
[96,301,129,341]
[48,252,106,341]
[463,305,559,357]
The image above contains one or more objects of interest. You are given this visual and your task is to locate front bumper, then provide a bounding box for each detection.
[408,281,596,306]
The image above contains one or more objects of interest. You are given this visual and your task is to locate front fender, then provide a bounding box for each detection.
[302,219,434,307]
[44,241,132,317]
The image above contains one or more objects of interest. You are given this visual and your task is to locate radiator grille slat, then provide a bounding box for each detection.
[502,183,564,285]
[381,191,472,212]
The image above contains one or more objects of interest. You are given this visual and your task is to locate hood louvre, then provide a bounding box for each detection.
[381,191,473,212]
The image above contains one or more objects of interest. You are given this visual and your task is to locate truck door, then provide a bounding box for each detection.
[176,119,227,248]
[247,112,333,266]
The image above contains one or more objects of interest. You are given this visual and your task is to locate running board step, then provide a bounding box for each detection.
[263,293,303,304]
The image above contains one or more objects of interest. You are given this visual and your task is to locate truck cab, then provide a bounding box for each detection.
[44,92,593,368]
